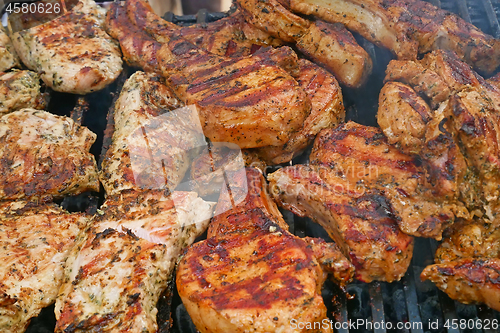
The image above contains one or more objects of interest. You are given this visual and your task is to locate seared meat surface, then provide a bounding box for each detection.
[238,0,373,87]
[0,27,20,72]
[268,164,414,282]
[55,190,213,333]
[12,0,122,94]
[177,168,354,332]
[421,219,500,311]
[0,70,46,116]
[380,50,500,216]
[290,0,500,75]
[0,109,99,201]
[255,59,344,164]
[106,0,311,149]
[99,71,208,196]
[0,200,89,333]
[310,122,467,239]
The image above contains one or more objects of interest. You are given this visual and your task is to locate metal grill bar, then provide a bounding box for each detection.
[481,0,500,38]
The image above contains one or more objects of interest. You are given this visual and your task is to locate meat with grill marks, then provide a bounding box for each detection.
[99,71,210,196]
[421,219,500,311]
[0,200,89,333]
[55,190,214,333]
[289,0,500,75]
[237,0,372,88]
[0,70,47,116]
[177,168,354,332]
[312,122,468,239]
[254,59,345,164]
[379,50,500,216]
[106,0,311,149]
[0,27,20,72]
[268,164,414,282]
[12,0,122,94]
[0,109,99,201]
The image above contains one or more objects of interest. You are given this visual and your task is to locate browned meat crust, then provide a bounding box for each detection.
[177,168,353,332]
[290,0,500,75]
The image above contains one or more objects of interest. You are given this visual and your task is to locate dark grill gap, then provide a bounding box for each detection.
[7,0,498,332]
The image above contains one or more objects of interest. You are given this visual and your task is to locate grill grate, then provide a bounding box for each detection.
[14,0,500,332]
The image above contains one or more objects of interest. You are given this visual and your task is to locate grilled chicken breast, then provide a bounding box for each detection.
[311,122,468,239]
[0,70,46,116]
[290,0,500,75]
[238,0,372,87]
[421,219,500,311]
[0,200,89,333]
[12,0,122,94]
[106,0,311,149]
[268,164,414,282]
[0,109,99,201]
[255,59,345,164]
[55,190,214,333]
[0,27,20,72]
[177,168,354,332]
[99,71,209,196]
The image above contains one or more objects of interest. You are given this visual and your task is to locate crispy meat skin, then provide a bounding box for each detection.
[0,109,99,201]
[55,190,213,333]
[0,70,46,116]
[311,122,467,239]
[421,220,500,311]
[177,168,353,332]
[238,0,372,88]
[268,164,414,282]
[0,201,89,333]
[12,0,122,94]
[100,71,196,196]
[0,27,20,72]
[255,59,345,164]
[290,0,500,74]
[106,0,311,149]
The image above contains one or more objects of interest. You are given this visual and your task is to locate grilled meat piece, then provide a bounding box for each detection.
[0,70,46,116]
[99,71,209,196]
[255,59,345,164]
[55,190,213,333]
[311,122,468,239]
[238,0,372,87]
[290,0,500,75]
[0,109,99,201]
[268,164,414,282]
[177,168,354,332]
[377,81,468,201]
[421,219,500,311]
[107,0,311,149]
[450,89,500,218]
[0,200,89,333]
[0,27,20,72]
[12,0,122,94]
[378,81,431,155]
[149,10,284,58]
[383,50,500,215]
[384,60,451,109]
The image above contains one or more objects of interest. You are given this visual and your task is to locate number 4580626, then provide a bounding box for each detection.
[445,318,498,330]
[5,1,61,14]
